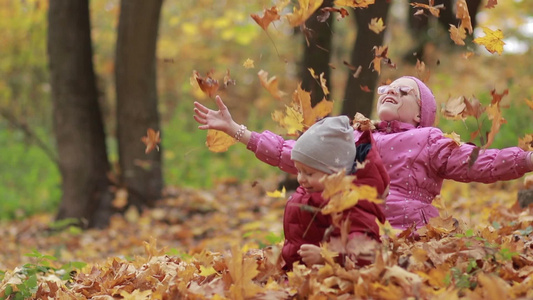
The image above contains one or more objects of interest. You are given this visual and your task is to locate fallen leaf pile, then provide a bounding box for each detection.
[1,176,533,299]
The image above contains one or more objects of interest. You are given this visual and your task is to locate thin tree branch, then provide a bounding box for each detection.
[0,108,59,166]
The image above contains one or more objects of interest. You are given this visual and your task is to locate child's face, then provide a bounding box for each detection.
[294,161,328,193]
[376,78,421,126]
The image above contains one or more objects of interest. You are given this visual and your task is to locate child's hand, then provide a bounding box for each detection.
[298,244,324,267]
[193,95,238,135]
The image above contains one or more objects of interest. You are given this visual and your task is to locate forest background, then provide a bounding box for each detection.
[2,0,532,220]
[1,0,533,298]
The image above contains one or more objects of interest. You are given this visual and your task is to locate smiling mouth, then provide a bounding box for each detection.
[382,97,398,104]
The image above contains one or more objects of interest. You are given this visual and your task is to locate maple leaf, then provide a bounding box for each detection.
[286,0,324,27]
[293,84,333,128]
[368,18,386,34]
[410,0,444,17]
[258,69,286,100]
[484,89,509,148]
[266,187,286,198]
[250,6,281,31]
[449,25,467,46]
[321,171,380,215]
[456,0,473,34]
[377,219,401,239]
[193,70,220,98]
[272,104,304,136]
[141,128,161,154]
[473,27,505,55]
[352,112,375,131]
[442,96,467,120]
[206,129,236,152]
[334,0,375,9]
[370,46,395,74]
[226,244,262,300]
[518,134,533,151]
[243,58,255,69]
[318,7,349,22]
[485,0,497,9]
[224,69,236,87]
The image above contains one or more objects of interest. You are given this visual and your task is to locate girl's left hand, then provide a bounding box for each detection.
[298,244,324,267]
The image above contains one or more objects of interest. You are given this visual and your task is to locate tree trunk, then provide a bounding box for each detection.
[115,0,163,210]
[299,0,334,106]
[48,0,113,228]
[341,2,391,119]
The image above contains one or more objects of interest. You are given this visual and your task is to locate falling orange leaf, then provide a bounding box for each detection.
[293,84,333,128]
[193,70,220,97]
[251,6,281,31]
[473,27,505,55]
[141,128,161,154]
[206,129,236,153]
[369,18,386,34]
[258,70,286,100]
[410,0,444,17]
[224,69,236,87]
[456,0,473,34]
[484,89,508,148]
[449,25,467,46]
[371,46,395,74]
[286,0,323,27]
[360,85,371,93]
[318,7,349,22]
[353,112,375,131]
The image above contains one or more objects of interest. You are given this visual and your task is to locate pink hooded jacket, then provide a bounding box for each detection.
[246,76,533,230]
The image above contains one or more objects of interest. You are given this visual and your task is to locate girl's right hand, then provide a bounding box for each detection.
[193,95,238,135]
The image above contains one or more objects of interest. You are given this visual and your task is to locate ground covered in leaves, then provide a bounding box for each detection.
[1,177,533,299]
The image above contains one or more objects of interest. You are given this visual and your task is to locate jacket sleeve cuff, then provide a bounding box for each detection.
[246,131,260,152]
[526,152,533,172]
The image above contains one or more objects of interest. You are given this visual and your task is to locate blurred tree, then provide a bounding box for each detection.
[48,0,113,228]
[405,0,482,63]
[115,0,163,210]
[341,1,391,119]
[47,0,163,228]
[300,0,335,106]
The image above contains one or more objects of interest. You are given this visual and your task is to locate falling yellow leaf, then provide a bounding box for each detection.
[334,0,375,8]
[473,27,505,55]
[266,187,286,198]
[206,129,237,152]
[456,0,473,34]
[286,0,323,27]
[369,18,386,34]
[518,134,533,151]
[251,6,281,31]
[272,104,304,136]
[243,59,255,69]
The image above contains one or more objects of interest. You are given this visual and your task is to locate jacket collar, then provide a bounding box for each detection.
[376,120,416,133]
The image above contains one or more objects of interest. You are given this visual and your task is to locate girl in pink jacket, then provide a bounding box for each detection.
[193,76,533,231]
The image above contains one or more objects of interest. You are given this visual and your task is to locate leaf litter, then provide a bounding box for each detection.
[1,176,533,299]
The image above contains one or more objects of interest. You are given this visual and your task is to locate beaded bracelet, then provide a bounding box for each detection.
[234,124,247,141]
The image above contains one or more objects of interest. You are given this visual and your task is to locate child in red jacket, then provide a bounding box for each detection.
[194,99,389,269]
[281,116,388,270]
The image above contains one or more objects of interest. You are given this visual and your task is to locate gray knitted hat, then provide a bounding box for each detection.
[291,116,356,174]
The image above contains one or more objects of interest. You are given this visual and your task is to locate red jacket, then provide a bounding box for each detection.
[280,131,389,269]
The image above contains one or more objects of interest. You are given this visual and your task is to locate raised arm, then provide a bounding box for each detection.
[193,95,251,145]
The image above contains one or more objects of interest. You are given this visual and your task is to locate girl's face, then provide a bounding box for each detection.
[294,161,328,193]
[376,78,421,126]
